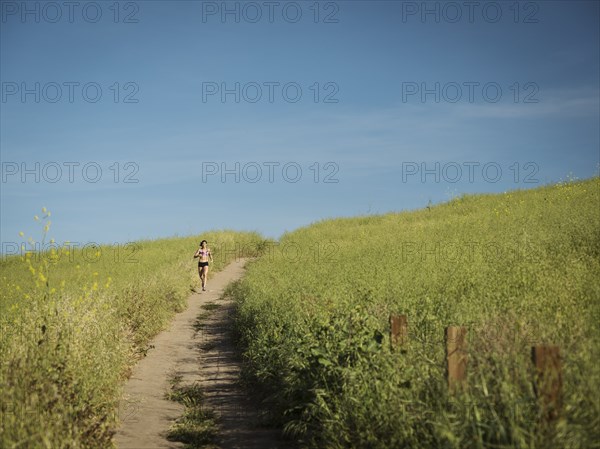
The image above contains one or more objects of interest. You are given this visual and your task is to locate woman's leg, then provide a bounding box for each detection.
[197,265,204,289]
[202,265,209,289]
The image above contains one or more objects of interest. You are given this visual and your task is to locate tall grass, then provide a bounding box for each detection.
[0,218,264,448]
[233,177,600,448]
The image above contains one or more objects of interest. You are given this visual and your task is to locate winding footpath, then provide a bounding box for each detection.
[113,258,288,449]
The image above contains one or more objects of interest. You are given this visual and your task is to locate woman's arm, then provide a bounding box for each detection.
[193,248,200,258]
[209,249,214,262]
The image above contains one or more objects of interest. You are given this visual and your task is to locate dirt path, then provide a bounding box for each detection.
[113,258,287,449]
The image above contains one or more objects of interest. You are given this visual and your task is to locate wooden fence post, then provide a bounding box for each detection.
[531,345,562,424]
[389,314,408,351]
[446,326,468,393]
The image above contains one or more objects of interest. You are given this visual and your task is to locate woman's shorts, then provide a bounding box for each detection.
[198,261,209,268]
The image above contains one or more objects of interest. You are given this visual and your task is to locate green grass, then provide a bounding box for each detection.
[201,302,222,311]
[3,178,598,448]
[232,177,600,448]
[0,222,264,448]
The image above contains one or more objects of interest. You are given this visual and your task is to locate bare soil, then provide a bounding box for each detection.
[113,258,289,449]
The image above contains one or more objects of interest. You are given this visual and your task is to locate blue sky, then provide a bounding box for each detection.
[1,0,599,249]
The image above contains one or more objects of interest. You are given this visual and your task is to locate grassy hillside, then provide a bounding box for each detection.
[0,222,264,448]
[232,177,600,448]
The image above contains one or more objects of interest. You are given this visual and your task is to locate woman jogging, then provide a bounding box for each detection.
[193,240,213,291]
